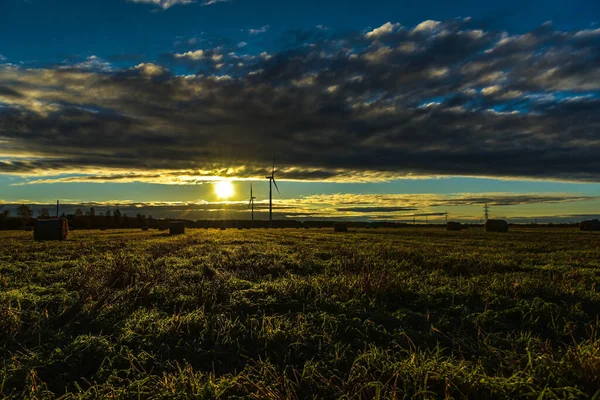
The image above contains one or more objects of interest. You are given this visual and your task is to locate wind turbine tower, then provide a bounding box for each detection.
[248,183,256,226]
[265,163,280,227]
[484,203,489,222]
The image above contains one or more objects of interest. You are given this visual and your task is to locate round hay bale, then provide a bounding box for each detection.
[220,227,226,231]
[34,218,69,241]
[169,222,185,235]
[580,219,600,231]
[334,223,348,232]
[141,226,149,231]
[485,219,509,232]
[446,221,463,231]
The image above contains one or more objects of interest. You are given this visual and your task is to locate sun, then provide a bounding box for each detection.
[215,180,235,199]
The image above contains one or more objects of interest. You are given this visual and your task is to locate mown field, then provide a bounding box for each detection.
[1,227,600,399]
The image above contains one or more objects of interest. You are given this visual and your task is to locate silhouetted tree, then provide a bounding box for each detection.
[113,209,122,227]
[86,207,96,217]
[0,210,9,229]
[75,208,83,216]
[17,204,33,219]
[39,208,50,219]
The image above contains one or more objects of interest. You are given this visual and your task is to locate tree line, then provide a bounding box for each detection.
[0,205,156,230]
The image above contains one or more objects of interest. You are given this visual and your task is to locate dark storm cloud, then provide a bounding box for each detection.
[433,194,600,207]
[1,20,600,183]
[0,86,22,98]
[301,193,600,209]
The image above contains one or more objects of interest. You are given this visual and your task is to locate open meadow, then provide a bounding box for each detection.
[1,227,600,399]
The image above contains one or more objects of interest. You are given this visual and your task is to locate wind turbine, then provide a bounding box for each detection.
[248,183,256,226]
[265,162,280,227]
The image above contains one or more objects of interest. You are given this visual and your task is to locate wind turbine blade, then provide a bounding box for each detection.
[248,198,252,209]
[273,178,280,196]
[272,161,275,177]
[250,183,253,197]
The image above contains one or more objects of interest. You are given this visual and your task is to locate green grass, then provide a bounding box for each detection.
[1,227,600,399]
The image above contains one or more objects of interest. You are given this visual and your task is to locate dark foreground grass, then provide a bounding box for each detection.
[1,227,600,399]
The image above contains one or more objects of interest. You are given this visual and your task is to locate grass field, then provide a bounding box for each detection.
[1,227,600,399]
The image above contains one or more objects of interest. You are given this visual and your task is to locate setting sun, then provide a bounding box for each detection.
[214,180,234,199]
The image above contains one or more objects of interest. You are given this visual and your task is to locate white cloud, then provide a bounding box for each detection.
[427,67,449,78]
[397,42,416,53]
[463,29,484,40]
[574,28,600,38]
[67,55,112,71]
[128,0,195,9]
[363,47,393,63]
[365,22,401,39]
[0,54,6,62]
[412,20,441,33]
[481,85,502,95]
[132,63,166,77]
[249,25,270,35]
[237,41,248,48]
[202,0,231,5]
[173,49,224,63]
[174,50,205,60]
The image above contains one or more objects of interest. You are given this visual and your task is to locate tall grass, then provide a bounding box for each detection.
[1,227,599,398]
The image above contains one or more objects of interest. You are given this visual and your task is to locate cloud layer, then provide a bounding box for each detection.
[1,19,600,184]
[2,192,597,222]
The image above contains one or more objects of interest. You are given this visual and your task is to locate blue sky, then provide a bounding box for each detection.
[3,0,598,64]
[1,0,600,221]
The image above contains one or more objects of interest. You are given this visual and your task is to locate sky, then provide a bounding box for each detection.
[1,0,600,222]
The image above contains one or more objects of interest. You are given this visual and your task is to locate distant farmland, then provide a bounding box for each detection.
[1,227,600,398]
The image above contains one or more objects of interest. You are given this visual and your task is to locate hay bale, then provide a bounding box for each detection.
[34,218,68,241]
[158,226,167,231]
[220,227,226,231]
[141,226,149,231]
[580,219,600,231]
[169,222,185,235]
[24,226,33,232]
[485,219,509,232]
[446,221,463,231]
[334,223,348,232]
[100,227,107,231]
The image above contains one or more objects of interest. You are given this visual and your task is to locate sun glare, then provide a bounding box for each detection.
[215,180,235,199]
